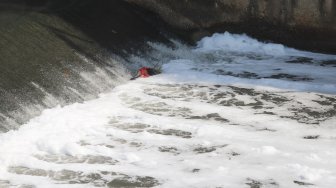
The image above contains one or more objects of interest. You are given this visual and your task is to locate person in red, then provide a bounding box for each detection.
[131,67,160,80]
[139,67,150,78]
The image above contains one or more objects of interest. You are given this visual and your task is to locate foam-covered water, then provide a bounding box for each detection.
[0,32,335,187]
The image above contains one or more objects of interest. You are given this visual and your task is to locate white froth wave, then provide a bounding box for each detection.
[196,32,287,56]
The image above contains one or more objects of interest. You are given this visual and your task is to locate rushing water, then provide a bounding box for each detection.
[0,10,135,131]
[0,32,336,188]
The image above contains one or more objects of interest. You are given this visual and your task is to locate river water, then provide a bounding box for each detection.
[0,32,336,188]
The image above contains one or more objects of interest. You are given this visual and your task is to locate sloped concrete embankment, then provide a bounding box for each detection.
[0,0,171,131]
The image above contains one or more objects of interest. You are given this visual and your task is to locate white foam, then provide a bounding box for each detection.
[196,32,287,56]
[197,31,336,59]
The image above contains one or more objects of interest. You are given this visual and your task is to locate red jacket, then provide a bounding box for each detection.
[139,67,150,78]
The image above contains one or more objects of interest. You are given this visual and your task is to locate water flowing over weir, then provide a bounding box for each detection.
[1,1,336,187]
[0,0,173,131]
[0,32,335,187]
[1,0,335,131]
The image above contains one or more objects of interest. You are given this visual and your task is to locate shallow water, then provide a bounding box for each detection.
[0,32,335,188]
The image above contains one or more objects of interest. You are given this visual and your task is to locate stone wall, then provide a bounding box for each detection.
[125,0,335,30]
[125,0,336,53]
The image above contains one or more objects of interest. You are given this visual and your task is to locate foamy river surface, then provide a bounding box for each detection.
[0,32,336,188]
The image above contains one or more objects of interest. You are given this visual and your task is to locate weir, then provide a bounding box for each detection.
[0,31,335,187]
[0,0,335,131]
[0,1,336,187]
[0,0,172,131]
